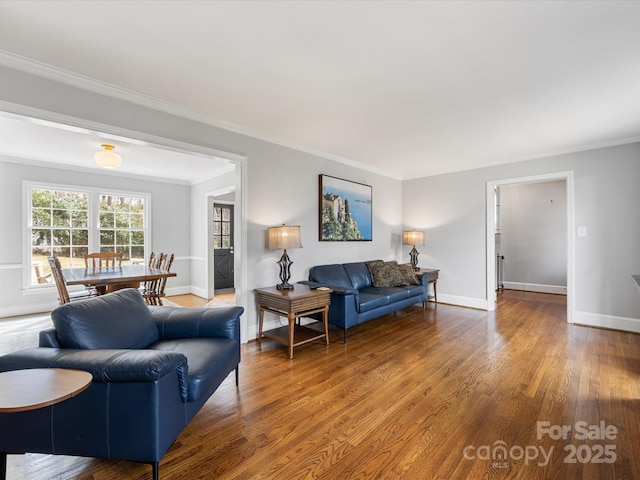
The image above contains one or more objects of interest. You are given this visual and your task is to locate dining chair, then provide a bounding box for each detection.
[84,252,123,268]
[47,256,98,305]
[83,252,125,294]
[142,252,174,306]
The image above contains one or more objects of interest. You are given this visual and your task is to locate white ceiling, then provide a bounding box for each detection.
[0,0,639,180]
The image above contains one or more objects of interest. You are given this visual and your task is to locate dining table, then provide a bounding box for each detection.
[62,264,176,293]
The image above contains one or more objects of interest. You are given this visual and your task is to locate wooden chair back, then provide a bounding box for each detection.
[47,256,71,305]
[143,252,174,306]
[84,252,123,268]
[157,253,175,301]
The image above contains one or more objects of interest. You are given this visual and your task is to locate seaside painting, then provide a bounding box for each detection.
[319,175,372,241]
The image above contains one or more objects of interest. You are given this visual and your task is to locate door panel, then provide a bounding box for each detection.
[213,204,234,290]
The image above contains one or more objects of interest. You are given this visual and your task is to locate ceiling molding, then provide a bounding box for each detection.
[402,135,640,180]
[0,50,399,180]
[0,155,194,186]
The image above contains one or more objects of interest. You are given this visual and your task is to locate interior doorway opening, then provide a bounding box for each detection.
[486,172,574,323]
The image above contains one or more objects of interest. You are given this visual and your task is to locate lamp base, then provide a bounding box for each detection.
[276,282,294,290]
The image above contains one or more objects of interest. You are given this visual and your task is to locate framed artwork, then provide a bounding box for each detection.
[319,174,372,241]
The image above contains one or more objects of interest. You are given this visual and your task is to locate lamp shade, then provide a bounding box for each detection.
[403,230,425,246]
[95,144,122,169]
[268,225,303,250]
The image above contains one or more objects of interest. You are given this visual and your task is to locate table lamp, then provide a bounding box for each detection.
[403,230,425,271]
[268,224,303,290]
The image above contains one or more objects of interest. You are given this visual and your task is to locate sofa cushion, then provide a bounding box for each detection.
[397,263,420,285]
[52,288,160,350]
[343,262,375,290]
[309,264,353,288]
[361,286,411,303]
[150,337,238,402]
[357,292,389,313]
[366,260,407,287]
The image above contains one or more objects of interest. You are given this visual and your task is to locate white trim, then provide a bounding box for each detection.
[1,155,192,186]
[502,282,567,295]
[486,171,575,324]
[0,51,394,179]
[437,294,489,310]
[573,311,640,334]
[0,264,22,269]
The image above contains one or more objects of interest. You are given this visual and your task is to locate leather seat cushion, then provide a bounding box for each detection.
[357,292,389,313]
[150,337,238,402]
[360,286,411,303]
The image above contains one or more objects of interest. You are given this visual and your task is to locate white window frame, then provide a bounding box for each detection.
[23,181,150,290]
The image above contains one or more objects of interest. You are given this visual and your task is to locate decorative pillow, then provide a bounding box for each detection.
[366,260,407,287]
[397,263,420,285]
[52,288,159,350]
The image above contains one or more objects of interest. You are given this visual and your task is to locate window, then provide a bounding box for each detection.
[213,205,232,248]
[30,188,90,276]
[27,184,148,287]
[99,193,146,263]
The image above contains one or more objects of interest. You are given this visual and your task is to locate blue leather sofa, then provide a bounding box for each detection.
[301,260,429,342]
[0,288,244,480]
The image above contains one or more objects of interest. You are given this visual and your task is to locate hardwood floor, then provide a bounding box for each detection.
[4,290,640,479]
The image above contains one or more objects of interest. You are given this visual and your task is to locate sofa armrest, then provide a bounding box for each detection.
[150,306,244,341]
[298,281,359,296]
[0,347,187,385]
[417,271,430,286]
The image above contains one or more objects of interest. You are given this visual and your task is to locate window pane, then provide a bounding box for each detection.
[32,209,51,227]
[32,230,51,246]
[32,189,51,208]
[131,213,143,229]
[116,230,130,245]
[214,207,221,221]
[100,212,114,228]
[52,209,70,227]
[100,230,115,246]
[52,229,70,246]
[131,231,144,245]
[72,211,88,228]
[131,246,145,260]
[72,229,89,245]
[222,236,230,248]
[214,222,221,234]
[222,223,230,235]
[115,213,130,229]
[222,208,230,221]
[213,237,221,248]
[72,246,88,261]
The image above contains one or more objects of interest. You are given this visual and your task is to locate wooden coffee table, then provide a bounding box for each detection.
[0,368,93,480]
[254,285,332,359]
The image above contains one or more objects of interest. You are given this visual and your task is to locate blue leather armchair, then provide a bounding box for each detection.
[300,260,429,342]
[0,288,244,480]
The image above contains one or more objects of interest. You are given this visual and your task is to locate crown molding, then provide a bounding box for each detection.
[0,50,399,180]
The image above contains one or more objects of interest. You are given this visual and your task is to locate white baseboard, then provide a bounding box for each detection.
[437,293,489,310]
[573,311,640,334]
[502,282,567,295]
[0,301,56,319]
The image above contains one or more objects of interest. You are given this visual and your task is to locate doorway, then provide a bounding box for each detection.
[213,203,235,292]
[486,171,574,323]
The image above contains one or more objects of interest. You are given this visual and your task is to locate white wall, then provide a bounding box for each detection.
[0,65,403,342]
[500,180,567,293]
[403,142,640,331]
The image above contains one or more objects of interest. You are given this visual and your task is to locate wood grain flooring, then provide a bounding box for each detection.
[3,290,640,479]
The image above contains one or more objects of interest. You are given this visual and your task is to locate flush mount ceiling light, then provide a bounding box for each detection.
[94,144,122,169]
